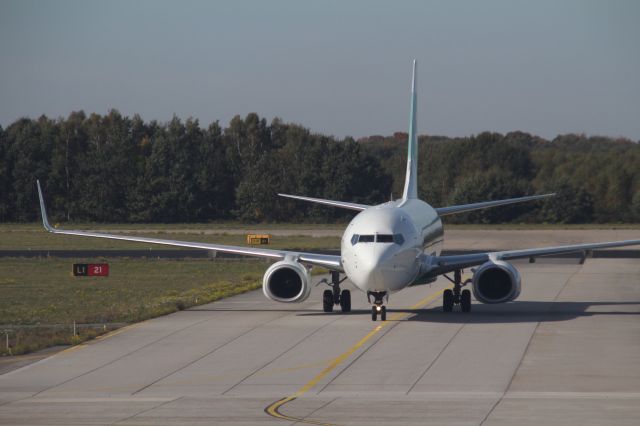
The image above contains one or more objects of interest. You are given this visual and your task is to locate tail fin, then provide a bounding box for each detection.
[401,60,418,201]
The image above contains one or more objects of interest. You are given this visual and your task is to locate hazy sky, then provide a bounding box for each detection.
[1,0,639,140]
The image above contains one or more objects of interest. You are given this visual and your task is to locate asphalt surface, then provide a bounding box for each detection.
[1,256,639,425]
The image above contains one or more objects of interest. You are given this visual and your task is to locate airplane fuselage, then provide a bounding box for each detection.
[341,199,443,293]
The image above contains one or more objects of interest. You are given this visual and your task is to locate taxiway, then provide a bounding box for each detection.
[1,258,639,425]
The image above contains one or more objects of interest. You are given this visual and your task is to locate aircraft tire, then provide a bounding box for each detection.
[461,289,471,312]
[340,290,351,313]
[323,290,334,313]
[371,306,377,321]
[443,289,454,312]
[380,306,387,321]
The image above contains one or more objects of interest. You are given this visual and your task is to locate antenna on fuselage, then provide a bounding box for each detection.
[401,60,418,201]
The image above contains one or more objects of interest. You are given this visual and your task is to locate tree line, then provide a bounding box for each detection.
[0,110,638,224]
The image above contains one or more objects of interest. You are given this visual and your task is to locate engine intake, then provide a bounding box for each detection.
[472,260,521,304]
[263,260,312,303]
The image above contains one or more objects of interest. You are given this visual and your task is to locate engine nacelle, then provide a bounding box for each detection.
[262,260,312,303]
[472,260,521,304]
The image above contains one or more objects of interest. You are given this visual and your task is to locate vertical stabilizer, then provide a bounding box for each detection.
[401,60,418,200]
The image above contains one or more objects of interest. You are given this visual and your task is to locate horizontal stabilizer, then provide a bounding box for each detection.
[278,193,369,211]
[435,193,555,216]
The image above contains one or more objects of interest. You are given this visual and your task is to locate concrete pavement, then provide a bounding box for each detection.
[1,257,639,425]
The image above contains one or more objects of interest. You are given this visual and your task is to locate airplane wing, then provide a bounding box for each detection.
[278,193,369,211]
[426,238,640,276]
[37,181,343,271]
[435,193,555,216]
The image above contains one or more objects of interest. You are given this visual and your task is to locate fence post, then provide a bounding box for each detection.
[2,330,13,355]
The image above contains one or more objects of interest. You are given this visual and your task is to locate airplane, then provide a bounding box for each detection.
[36,60,640,321]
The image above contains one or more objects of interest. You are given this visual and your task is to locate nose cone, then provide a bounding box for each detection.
[348,245,402,292]
[356,254,387,291]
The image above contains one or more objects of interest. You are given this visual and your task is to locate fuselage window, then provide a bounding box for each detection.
[358,235,375,243]
[350,234,359,245]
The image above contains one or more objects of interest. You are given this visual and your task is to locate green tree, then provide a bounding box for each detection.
[0,125,10,221]
[447,170,533,224]
[0,112,637,225]
[7,117,55,221]
[48,111,87,221]
[630,191,640,222]
[539,180,594,223]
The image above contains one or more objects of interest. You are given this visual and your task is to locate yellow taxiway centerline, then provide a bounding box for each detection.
[264,287,446,426]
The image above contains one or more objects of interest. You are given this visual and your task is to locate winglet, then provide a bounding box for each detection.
[401,59,418,201]
[36,180,55,232]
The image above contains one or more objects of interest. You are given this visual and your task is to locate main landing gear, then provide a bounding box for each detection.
[442,270,472,312]
[321,271,351,313]
[368,291,388,321]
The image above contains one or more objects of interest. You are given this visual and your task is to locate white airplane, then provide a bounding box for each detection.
[37,60,640,321]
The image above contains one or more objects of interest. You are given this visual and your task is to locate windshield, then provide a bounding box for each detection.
[350,234,404,245]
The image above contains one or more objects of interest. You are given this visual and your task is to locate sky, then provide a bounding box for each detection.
[1,0,639,140]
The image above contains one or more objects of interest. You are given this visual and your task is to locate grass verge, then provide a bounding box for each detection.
[0,257,268,356]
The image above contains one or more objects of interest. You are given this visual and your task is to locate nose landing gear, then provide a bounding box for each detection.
[367,291,388,321]
[371,305,386,321]
[443,270,472,312]
[321,271,351,313]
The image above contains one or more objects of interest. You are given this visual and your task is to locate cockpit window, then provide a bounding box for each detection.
[376,234,394,243]
[351,234,405,245]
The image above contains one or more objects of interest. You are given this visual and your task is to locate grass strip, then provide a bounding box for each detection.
[0,257,268,356]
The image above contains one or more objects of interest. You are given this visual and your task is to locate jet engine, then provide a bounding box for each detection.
[472,260,521,304]
[262,260,312,303]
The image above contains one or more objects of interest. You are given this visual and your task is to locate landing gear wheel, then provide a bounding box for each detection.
[323,290,334,313]
[443,289,454,312]
[340,290,351,313]
[380,305,387,321]
[371,306,378,321]
[461,289,471,312]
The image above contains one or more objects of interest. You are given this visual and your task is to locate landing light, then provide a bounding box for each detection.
[376,306,382,312]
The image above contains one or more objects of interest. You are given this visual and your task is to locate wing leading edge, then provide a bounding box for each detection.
[426,238,640,277]
[36,181,343,271]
